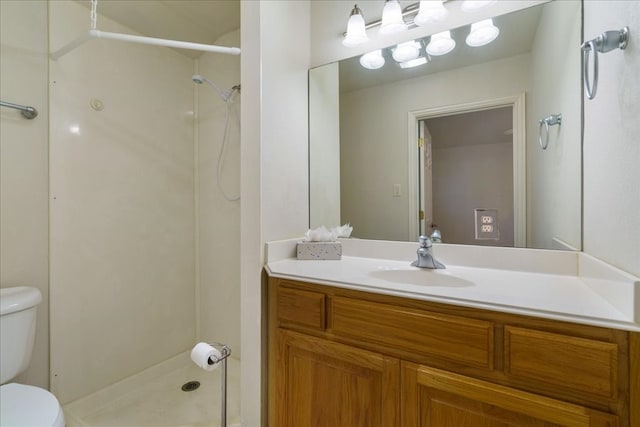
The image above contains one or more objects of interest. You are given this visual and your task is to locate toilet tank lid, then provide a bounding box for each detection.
[0,287,42,316]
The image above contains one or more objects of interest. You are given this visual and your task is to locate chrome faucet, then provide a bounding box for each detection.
[411,236,446,269]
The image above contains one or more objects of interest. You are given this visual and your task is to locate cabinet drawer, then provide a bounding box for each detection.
[504,326,618,400]
[332,297,494,370]
[277,286,326,331]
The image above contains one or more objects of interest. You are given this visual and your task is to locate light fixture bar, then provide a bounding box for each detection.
[343,2,425,36]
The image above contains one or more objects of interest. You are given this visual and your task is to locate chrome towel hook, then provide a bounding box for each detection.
[538,114,562,150]
[581,27,629,100]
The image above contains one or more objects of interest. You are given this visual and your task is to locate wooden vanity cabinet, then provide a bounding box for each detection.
[267,277,638,427]
[273,329,400,426]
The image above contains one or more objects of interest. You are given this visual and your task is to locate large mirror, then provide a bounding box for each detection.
[309,0,582,250]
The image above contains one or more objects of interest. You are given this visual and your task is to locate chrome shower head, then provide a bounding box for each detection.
[192,74,240,103]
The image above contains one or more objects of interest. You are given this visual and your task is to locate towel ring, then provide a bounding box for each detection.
[582,40,599,100]
[538,114,562,150]
[581,27,629,100]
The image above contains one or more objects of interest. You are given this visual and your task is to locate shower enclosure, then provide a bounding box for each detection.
[47,1,241,425]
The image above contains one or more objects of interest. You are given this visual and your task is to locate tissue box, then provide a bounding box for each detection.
[297,241,342,260]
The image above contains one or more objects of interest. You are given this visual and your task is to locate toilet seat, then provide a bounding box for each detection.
[0,383,65,427]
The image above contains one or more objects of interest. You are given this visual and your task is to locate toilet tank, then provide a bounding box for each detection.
[0,287,42,384]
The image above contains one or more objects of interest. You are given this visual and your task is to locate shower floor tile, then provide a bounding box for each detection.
[63,353,240,427]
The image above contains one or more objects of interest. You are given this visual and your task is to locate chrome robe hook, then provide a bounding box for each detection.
[581,27,629,100]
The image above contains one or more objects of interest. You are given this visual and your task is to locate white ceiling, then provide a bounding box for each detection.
[76,0,241,58]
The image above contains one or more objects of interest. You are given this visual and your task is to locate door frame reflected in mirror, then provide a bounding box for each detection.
[407,93,526,246]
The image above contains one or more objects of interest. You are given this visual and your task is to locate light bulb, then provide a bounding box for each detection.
[426,30,456,56]
[343,4,368,47]
[414,0,448,26]
[360,50,385,69]
[392,40,421,63]
[466,19,499,47]
[380,0,407,34]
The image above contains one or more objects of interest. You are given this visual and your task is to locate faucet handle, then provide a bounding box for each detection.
[418,235,432,248]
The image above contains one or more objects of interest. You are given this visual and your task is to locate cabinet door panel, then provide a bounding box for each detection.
[402,362,617,427]
[276,329,400,427]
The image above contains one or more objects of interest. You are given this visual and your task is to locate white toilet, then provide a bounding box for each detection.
[0,286,65,427]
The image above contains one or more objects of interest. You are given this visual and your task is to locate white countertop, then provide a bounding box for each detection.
[265,239,640,332]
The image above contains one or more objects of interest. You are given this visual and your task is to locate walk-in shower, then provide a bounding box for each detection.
[43,0,242,424]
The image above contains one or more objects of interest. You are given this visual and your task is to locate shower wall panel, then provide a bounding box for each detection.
[49,1,196,404]
[197,29,242,358]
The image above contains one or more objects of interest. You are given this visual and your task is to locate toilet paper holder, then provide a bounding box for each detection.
[206,342,231,366]
[208,342,232,427]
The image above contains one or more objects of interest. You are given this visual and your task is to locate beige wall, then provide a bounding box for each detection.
[240,1,311,425]
[583,1,640,277]
[49,1,196,403]
[527,0,582,250]
[0,0,50,389]
[309,62,341,229]
[340,54,531,241]
[196,29,242,358]
[433,142,514,246]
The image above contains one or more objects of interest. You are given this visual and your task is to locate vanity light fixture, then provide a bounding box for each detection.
[360,49,386,69]
[342,1,456,46]
[460,0,497,13]
[465,18,499,47]
[342,4,369,47]
[426,30,456,56]
[380,0,408,34]
[414,0,448,26]
[392,40,422,63]
[399,56,429,69]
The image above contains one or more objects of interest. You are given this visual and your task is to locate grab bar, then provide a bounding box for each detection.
[0,100,38,119]
[581,27,629,100]
[538,114,562,150]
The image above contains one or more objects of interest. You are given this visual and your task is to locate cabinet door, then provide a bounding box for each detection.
[273,329,400,427]
[402,362,617,427]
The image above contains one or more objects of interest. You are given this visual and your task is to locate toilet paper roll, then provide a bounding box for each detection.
[190,342,222,371]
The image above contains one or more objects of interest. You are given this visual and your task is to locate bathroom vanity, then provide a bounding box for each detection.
[265,240,640,427]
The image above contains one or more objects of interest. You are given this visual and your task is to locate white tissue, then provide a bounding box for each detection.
[334,223,353,238]
[304,224,352,241]
[305,226,337,242]
[190,342,222,371]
